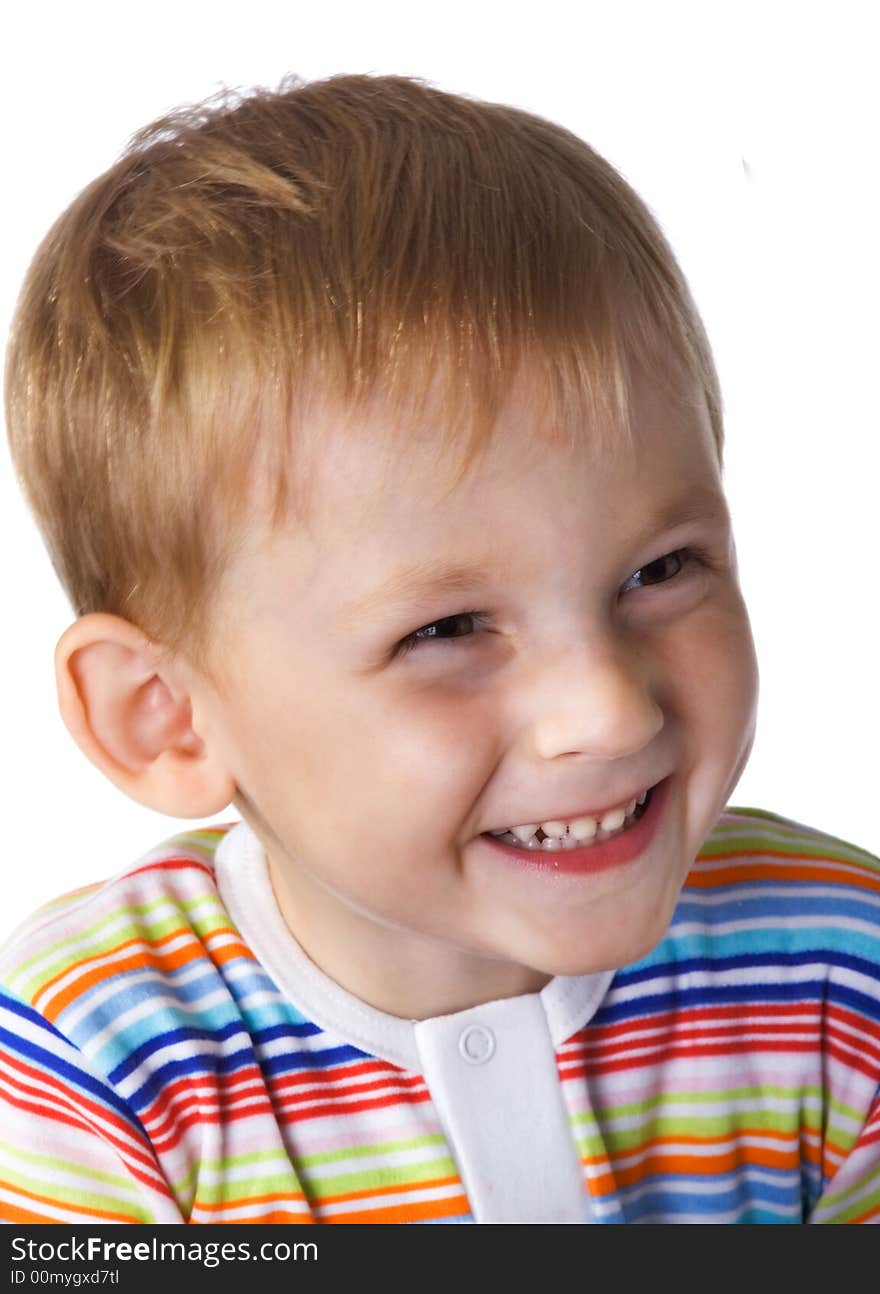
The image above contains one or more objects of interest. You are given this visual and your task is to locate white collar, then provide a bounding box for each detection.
[214,819,615,1070]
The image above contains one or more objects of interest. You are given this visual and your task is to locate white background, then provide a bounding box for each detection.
[1,1,877,940]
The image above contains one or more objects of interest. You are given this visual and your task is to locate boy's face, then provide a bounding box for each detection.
[188,362,759,1018]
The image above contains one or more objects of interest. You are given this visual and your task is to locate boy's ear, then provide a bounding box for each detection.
[55,613,236,818]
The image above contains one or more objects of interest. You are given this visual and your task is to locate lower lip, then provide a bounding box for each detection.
[479,776,672,876]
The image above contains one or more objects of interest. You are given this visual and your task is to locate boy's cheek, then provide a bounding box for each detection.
[677,610,760,827]
[667,595,758,705]
[386,693,505,801]
[711,600,761,726]
[384,668,503,733]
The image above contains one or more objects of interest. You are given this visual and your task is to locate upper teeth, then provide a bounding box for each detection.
[494,790,648,844]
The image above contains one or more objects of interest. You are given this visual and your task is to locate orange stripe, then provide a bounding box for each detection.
[1,1179,141,1224]
[588,1143,800,1190]
[35,933,192,1007]
[193,1190,310,1213]
[32,917,248,995]
[584,1166,618,1196]
[0,1200,70,1224]
[194,1210,315,1224]
[40,934,251,1020]
[325,1193,470,1224]
[581,1127,799,1162]
[686,857,880,893]
[318,1172,463,1208]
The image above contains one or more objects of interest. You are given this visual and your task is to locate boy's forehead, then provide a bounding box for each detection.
[206,361,727,659]
[284,353,713,518]
[234,358,723,605]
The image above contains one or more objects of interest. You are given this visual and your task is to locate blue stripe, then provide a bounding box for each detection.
[0,997,146,1134]
[618,1174,804,1222]
[107,1017,331,1087]
[123,1041,370,1112]
[613,947,880,989]
[107,1020,253,1084]
[596,972,880,1027]
[650,923,880,966]
[673,891,880,925]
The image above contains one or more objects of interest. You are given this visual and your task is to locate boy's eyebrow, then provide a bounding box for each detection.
[343,487,729,625]
[342,561,490,626]
[632,486,730,547]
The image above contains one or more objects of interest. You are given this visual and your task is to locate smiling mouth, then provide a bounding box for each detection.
[484,786,654,852]
[478,777,671,875]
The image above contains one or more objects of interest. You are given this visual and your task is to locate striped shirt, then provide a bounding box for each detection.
[1,806,879,1224]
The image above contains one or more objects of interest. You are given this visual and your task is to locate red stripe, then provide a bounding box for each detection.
[565,1017,825,1063]
[136,1066,276,1147]
[267,1057,417,1089]
[561,1003,880,1069]
[125,857,217,882]
[565,1001,827,1047]
[581,1036,824,1077]
[0,1066,171,1198]
[269,1070,428,1107]
[274,1087,434,1124]
[1,1053,159,1164]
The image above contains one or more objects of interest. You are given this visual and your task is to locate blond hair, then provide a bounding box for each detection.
[5,73,722,683]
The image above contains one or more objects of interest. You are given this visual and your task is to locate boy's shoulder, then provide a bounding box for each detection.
[0,820,244,1013]
[652,803,880,972]
[613,805,880,1017]
[696,803,880,884]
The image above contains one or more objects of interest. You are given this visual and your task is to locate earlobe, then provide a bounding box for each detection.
[55,613,236,818]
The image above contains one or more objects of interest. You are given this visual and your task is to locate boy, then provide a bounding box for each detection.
[1,73,878,1225]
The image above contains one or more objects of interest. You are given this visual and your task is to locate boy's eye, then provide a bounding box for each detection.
[620,547,696,593]
[394,549,708,657]
[396,612,486,656]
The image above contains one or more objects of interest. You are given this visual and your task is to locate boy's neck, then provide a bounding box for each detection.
[265,850,552,1020]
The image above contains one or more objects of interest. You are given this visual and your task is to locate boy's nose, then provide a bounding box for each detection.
[525,640,664,763]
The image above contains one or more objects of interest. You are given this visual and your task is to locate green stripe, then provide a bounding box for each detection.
[178,1152,457,1204]
[10,895,236,999]
[702,809,879,869]
[298,1132,448,1169]
[186,1170,305,1205]
[0,1137,137,1189]
[573,1108,809,1156]
[170,1148,296,1196]
[305,1154,459,1198]
[180,1147,297,1171]
[0,1160,156,1221]
[699,831,873,865]
[816,1172,880,1223]
[570,1083,825,1124]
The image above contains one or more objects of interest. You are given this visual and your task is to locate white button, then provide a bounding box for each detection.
[458,1024,496,1064]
